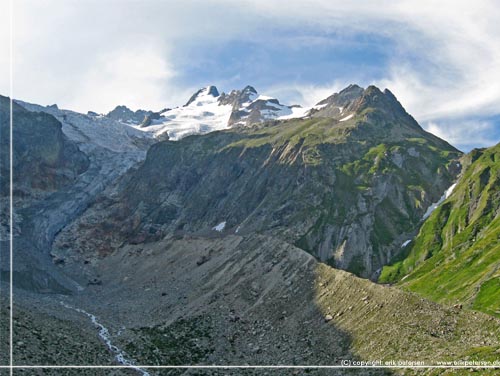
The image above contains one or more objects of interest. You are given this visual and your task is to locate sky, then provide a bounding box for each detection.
[1,0,500,151]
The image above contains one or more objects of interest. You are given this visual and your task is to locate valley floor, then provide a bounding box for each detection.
[2,234,499,375]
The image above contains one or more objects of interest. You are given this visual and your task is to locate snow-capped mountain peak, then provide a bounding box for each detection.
[133,85,310,140]
[184,85,220,106]
[140,86,231,140]
[241,85,258,101]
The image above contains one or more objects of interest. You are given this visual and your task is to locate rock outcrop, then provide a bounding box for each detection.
[105,105,153,125]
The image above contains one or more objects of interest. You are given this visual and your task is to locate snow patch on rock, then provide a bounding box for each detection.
[422,183,457,220]
[213,221,226,232]
[339,113,354,122]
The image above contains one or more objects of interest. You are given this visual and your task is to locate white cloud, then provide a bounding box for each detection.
[66,47,175,113]
[239,0,500,147]
[266,82,345,107]
[253,1,500,113]
[372,2,500,122]
[1,0,499,147]
[426,120,496,150]
[2,0,276,111]
[0,0,11,98]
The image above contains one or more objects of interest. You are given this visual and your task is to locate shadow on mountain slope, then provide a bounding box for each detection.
[15,233,495,375]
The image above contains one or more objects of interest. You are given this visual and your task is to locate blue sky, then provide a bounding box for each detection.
[171,30,392,100]
[1,0,500,151]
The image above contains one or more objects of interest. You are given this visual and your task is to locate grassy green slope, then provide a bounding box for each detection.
[380,143,500,317]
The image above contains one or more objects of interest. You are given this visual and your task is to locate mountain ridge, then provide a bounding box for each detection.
[43,83,422,142]
[52,85,462,280]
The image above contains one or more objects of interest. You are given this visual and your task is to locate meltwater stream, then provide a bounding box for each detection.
[60,302,150,375]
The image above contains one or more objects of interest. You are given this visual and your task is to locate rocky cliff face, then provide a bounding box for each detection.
[380,142,500,317]
[0,95,89,198]
[1,98,154,294]
[0,95,93,293]
[55,85,461,279]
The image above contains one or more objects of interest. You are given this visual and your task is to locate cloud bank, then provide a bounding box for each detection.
[1,0,499,150]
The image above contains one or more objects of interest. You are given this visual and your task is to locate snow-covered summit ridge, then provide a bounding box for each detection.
[17,84,379,144]
[142,86,232,140]
[132,84,314,140]
[184,85,220,107]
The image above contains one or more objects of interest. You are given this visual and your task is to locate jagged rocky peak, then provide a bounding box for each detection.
[205,85,220,97]
[361,86,408,114]
[184,85,220,106]
[311,84,415,124]
[107,104,133,117]
[106,105,152,125]
[310,84,366,119]
[241,85,258,100]
[218,85,259,107]
[347,85,419,126]
[317,84,364,107]
[243,85,257,94]
[217,84,299,126]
